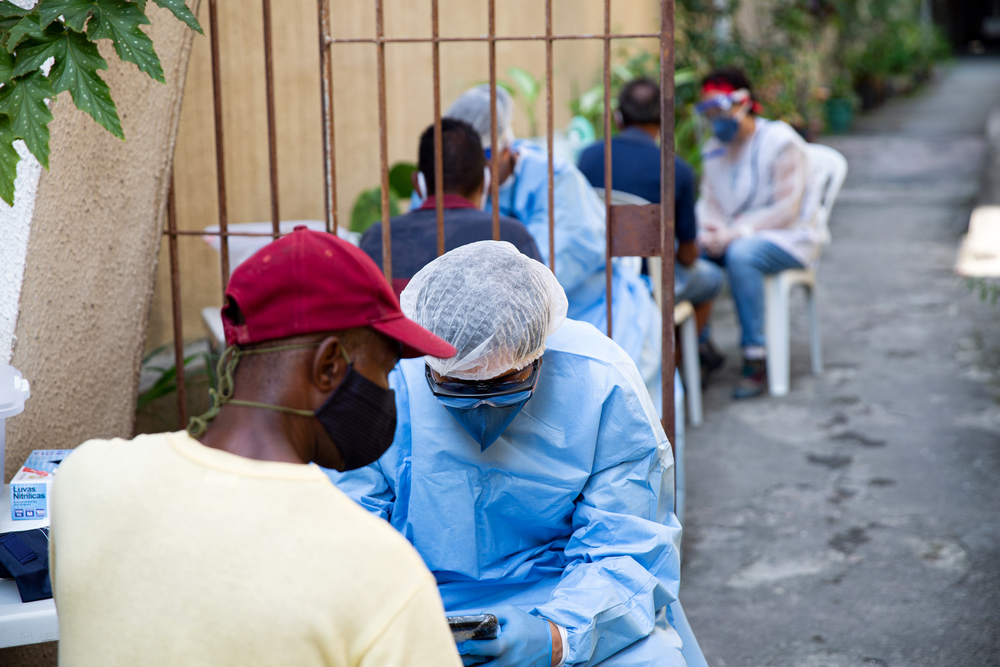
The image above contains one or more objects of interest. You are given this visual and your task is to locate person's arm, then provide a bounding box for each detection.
[674,162,699,268]
[732,143,808,234]
[517,154,606,294]
[358,577,463,667]
[694,171,728,232]
[534,372,682,666]
[328,462,395,521]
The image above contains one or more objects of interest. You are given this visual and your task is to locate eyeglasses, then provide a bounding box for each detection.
[425,358,542,401]
[695,89,751,117]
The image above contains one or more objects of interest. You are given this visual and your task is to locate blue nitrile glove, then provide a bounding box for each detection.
[458,605,553,667]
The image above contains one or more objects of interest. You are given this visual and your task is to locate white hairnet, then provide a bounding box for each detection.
[400,241,568,381]
[445,84,516,152]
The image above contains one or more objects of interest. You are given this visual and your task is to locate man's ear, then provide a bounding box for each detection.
[312,336,349,393]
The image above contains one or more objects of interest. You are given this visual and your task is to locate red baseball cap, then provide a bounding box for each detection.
[222,226,457,359]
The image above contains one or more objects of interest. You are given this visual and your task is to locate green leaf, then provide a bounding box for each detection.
[0,117,20,206]
[0,1,30,18]
[0,71,55,168]
[611,64,634,84]
[0,47,13,85]
[12,27,63,77]
[16,28,122,138]
[152,0,202,34]
[129,0,147,11]
[507,66,539,102]
[37,0,95,32]
[388,161,416,199]
[88,0,163,83]
[350,186,400,234]
[3,15,45,50]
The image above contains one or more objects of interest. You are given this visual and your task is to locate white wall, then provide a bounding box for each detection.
[0,143,42,364]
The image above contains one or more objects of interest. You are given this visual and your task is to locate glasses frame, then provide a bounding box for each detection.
[425,358,542,400]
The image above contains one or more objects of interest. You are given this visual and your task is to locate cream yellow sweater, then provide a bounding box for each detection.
[50,431,461,667]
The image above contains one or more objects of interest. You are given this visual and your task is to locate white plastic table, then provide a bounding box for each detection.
[0,483,57,648]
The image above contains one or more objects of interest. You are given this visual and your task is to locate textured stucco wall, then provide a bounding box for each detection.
[1,9,200,665]
[3,0,202,488]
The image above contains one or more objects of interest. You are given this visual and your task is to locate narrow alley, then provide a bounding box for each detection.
[683,59,1000,667]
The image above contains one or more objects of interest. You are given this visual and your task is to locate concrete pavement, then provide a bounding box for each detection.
[681,59,1000,667]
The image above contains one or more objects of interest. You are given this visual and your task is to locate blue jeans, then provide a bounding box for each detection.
[709,238,803,349]
[675,258,723,305]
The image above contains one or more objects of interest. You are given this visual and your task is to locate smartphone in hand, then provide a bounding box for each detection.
[447,614,499,643]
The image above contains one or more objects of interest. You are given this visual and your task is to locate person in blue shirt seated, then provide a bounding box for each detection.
[443,85,667,411]
[329,241,686,667]
[578,77,726,378]
[360,118,540,285]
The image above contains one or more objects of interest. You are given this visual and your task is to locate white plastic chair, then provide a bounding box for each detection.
[672,301,702,426]
[593,188,703,425]
[764,144,847,396]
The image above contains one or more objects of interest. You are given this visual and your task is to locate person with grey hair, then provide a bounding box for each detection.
[329,241,687,667]
[436,85,667,412]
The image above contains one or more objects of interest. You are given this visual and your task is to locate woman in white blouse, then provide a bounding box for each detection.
[695,67,823,399]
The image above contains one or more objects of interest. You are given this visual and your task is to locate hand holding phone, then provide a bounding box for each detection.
[447,614,499,643]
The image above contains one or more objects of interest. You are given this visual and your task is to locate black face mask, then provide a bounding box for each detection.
[188,343,397,471]
[314,364,397,471]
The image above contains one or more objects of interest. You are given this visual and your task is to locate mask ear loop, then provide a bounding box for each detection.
[416,171,428,201]
[187,342,347,437]
[480,166,491,209]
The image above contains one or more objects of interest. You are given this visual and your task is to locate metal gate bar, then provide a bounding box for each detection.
[262,0,281,240]
[164,0,677,447]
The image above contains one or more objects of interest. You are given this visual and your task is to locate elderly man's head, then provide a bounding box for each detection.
[446,85,518,186]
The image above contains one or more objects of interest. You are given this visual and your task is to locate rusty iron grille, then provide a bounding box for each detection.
[165,0,678,446]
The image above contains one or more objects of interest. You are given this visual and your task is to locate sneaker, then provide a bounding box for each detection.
[733,358,767,399]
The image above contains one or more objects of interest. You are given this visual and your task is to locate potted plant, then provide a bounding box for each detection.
[824,73,857,134]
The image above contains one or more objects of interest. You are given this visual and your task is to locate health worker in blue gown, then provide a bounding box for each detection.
[328,242,687,667]
[429,85,665,409]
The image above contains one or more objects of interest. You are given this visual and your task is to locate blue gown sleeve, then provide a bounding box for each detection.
[534,375,682,666]
[510,147,607,296]
[328,461,395,521]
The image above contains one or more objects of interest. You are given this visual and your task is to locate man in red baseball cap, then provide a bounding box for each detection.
[50,228,462,666]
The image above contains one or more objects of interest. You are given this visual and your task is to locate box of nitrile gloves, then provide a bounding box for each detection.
[10,450,71,521]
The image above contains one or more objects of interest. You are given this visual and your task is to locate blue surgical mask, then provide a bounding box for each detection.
[712,117,740,143]
[437,391,532,451]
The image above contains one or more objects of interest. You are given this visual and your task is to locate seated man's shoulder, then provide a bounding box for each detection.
[497,212,532,234]
[359,221,384,252]
[577,141,603,164]
[312,484,430,570]
[56,432,173,481]
[675,156,695,182]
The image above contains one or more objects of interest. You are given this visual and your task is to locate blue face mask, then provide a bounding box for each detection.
[437,391,532,451]
[712,117,740,143]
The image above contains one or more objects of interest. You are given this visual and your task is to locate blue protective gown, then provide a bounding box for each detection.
[492,141,664,407]
[328,320,685,666]
[410,141,664,406]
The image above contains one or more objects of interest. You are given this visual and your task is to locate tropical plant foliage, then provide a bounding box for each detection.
[0,0,202,206]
